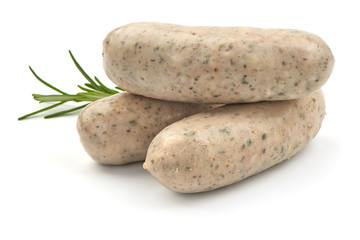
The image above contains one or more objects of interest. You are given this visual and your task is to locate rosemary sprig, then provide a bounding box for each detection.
[18,50,122,120]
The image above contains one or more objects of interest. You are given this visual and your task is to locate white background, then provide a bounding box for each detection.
[1,0,359,239]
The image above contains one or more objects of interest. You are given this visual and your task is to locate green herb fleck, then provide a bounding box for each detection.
[218,150,226,154]
[129,120,137,125]
[219,127,230,134]
[242,75,248,84]
[262,133,267,140]
[184,131,196,136]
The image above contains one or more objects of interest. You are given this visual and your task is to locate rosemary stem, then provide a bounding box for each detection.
[19,50,123,120]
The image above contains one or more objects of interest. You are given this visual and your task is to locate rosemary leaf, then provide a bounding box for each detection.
[44,103,90,119]
[94,76,119,94]
[29,67,69,95]
[68,50,102,91]
[18,102,66,120]
[77,85,98,93]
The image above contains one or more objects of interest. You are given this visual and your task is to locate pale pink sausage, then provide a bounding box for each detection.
[77,92,217,165]
[144,91,325,193]
[103,22,333,104]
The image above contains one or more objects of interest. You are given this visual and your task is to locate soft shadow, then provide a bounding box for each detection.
[76,134,340,209]
[155,134,340,207]
[94,161,146,177]
[91,161,159,188]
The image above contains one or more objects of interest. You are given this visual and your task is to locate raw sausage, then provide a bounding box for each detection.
[77,92,217,165]
[143,91,325,192]
[103,22,333,103]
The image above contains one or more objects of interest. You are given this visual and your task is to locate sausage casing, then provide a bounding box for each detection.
[144,91,325,193]
[103,22,333,103]
[77,92,217,165]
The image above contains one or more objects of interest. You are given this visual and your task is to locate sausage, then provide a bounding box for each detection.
[143,91,325,193]
[77,92,218,165]
[103,22,333,104]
